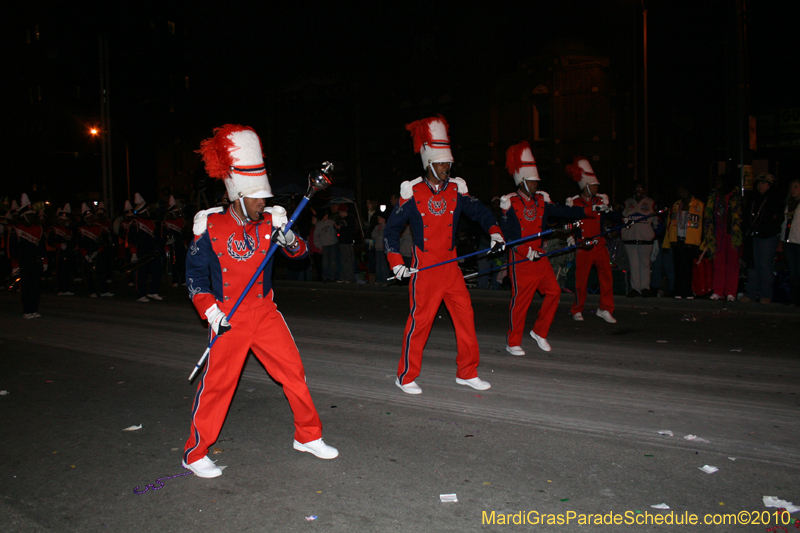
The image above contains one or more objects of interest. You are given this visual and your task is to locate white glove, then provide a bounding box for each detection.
[272,228,298,249]
[86,252,97,264]
[592,204,610,213]
[204,304,231,336]
[567,236,576,247]
[166,236,175,245]
[131,253,138,263]
[42,263,49,272]
[526,248,541,261]
[489,233,505,253]
[60,243,67,250]
[392,264,411,280]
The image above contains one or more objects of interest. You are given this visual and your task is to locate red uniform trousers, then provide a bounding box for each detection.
[711,231,741,298]
[507,255,561,346]
[571,240,615,315]
[184,296,322,465]
[397,254,481,385]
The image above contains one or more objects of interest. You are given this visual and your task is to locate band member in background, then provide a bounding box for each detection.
[385,116,504,394]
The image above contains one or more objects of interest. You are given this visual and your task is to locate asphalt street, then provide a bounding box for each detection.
[1,278,798,532]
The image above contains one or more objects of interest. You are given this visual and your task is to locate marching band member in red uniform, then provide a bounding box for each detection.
[128,193,163,302]
[499,142,585,355]
[162,195,188,287]
[385,116,504,395]
[9,194,47,318]
[77,203,113,298]
[565,157,623,323]
[48,204,75,296]
[183,124,337,479]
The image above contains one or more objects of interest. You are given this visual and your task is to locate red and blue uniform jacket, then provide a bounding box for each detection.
[9,223,47,269]
[186,206,307,316]
[77,222,106,258]
[566,194,623,241]
[499,190,585,254]
[127,217,161,255]
[383,177,501,268]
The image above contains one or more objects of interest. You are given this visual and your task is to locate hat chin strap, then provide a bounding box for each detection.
[238,197,251,222]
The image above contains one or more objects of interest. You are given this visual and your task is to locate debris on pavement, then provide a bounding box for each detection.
[651,503,670,510]
[684,434,710,443]
[0,390,9,396]
[699,465,718,474]
[440,494,458,503]
[134,471,192,494]
[656,340,668,343]
[305,516,318,521]
[680,314,697,322]
[658,430,673,436]
[730,348,741,352]
[763,496,800,513]
[123,424,143,431]
[728,457,736,461]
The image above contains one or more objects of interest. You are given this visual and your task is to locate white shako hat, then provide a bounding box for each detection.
[57,203,71,218]
[506,141,540,185]
[566,157,599,191]
[19,193,34,215]
[133,193,147,212]
[123,200,134,214]
[406,115,454,170]
[198,124,273,200]
[166,195,178,212]
[80,202,93,217]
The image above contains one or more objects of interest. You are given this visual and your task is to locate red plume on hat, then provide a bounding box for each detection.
[506,142,529,176]
[198,124,262,179]
[566,157,599,190]
[406,115,449,154]
[566,157,585,182]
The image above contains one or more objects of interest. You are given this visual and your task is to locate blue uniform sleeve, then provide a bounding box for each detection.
[499,207,522,243]
[459,194,501,235]
[186,232,219,304]
[384,200,411,255]
[545,203,587,222]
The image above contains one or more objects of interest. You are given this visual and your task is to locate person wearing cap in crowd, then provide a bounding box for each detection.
[48,203,75,296]
[8,194,47,318]
[621,183,658,298]
[499,142,586,355]
[127,193,164,302]
[162,195,188,287]
[384,116,505,394]
[565,157,624,323]
[77,202,113,298]
[743,173,782,303]
[183,124,337,478]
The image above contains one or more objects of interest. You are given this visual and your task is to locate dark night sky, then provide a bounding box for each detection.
[3,1,797,209]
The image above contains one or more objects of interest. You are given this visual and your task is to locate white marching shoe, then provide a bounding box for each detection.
[505,345,525,356]
[530,330,552,352]
[595,309,617,323]
[182,456,222,478]
[395,378,422,394]
[456,377,491,390]
[572,312,584,321]
[293,438,339,459]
